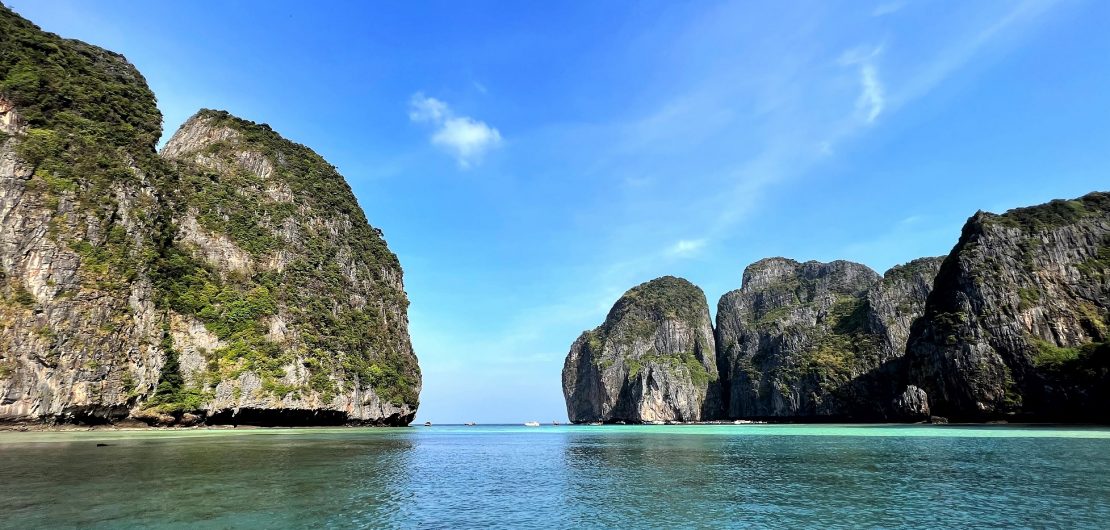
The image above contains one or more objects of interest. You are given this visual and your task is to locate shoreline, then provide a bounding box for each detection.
[4,419,1109,432]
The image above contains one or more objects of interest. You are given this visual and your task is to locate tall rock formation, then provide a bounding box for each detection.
[153,110,421,425]
[905,192,1110,421]
[0,5,420,426]
[0,5,166,423]
[715,257,942,420]
[561,193,1108,424]
[562,276,719,423]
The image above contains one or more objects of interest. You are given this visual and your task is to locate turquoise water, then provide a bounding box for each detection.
[2,424,1110,528]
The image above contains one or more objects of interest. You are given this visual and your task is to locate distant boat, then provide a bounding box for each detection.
[464,422,477,426]
[424,421,432,427]
[524,421,540,427]
[552,421,560,426]
[588,422,603,426]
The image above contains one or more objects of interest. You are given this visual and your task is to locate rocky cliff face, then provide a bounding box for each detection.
[151,110,421,426]
[0,5,166,423]
[905,193,1110,421]
[562,276,719,423]
[715,257,942,420]
[0,5,420,426]
[563,192,1108,424]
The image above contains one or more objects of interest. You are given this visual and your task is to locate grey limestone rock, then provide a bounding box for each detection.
[905,192,1110,421]
[562,276,719,423]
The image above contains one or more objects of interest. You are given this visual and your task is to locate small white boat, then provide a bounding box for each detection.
[524,421,540,427]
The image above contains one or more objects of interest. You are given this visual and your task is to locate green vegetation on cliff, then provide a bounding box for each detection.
[1,5,164,301]
[161,110,418,407]
[0,5,420,424]
[795,295,877,381]
[616,276,707,323]
[0,7,160,147]
[602,276,714,378]
[988,192,1110,232]
[146,327,212,413]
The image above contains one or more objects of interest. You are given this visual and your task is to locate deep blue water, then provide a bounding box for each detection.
[1,424,1109,528]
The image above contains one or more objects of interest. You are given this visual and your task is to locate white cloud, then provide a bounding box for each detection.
[872,1,907,17]
[899,214,923,225]
[432,117,502,169]
[858,63,885,123]
[409,92,502,168]
[666,238,707,257]
[408,93,448,122]
[840,46,885,124]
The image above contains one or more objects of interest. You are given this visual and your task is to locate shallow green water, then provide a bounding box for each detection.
[2,424,1109,528]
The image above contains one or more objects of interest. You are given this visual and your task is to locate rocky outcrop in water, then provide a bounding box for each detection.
[715,257,942,420]
[905,192,1110,421]
[0,5,420,426]
[562,276,719,423]
[564,192,1109,424]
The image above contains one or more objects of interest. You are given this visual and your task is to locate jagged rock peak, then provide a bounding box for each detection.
[160,109,248,160]
[716,256,942,420]
[905,191,1110,421]
[740,258,880,294]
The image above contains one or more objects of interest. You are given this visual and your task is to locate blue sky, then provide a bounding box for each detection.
[10,0,1109,423]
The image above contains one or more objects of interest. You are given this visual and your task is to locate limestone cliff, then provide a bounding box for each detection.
[153,110,420,425]
[715,257,942,420]
[562,191,1107,424]
[0,5,420,426]
[0,5,166,423]
[905,192,1110,421]
[562,276,719,423]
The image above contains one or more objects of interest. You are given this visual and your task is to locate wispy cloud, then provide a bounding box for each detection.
[566,0,1057,287]
[891,0,1060,110]
[666,238,707,258]
[840,46,885,124]
[409,92,502,168]
[858,63,884,123]
[872,1,908,17]
[899,214,923,225]
[412,0,1066,422]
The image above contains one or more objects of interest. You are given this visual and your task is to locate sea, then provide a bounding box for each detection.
[2,424,1109,528]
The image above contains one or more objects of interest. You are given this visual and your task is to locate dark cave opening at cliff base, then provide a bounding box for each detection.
[205,408,351,427]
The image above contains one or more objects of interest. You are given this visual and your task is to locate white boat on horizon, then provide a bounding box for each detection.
[524,421,540,427]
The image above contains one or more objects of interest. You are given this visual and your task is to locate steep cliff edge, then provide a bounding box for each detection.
[0,5,166,423]
[905,192,1110,421]
[562,276,719,423]
[715,257,942,420]
[154,110,420,425]
[0,5,420,426]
